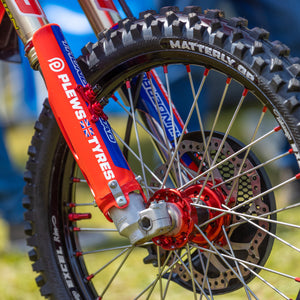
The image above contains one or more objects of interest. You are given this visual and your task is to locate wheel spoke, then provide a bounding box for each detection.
[85,247,131,281]
[163,65,183,187]
[194,88,248,202]
[187,65,214,183]
[67,201,96,207]
[222,203,300,253]
[198,172,300,229]
[77,241,154,256]
[192,199,300,264]
[112,94,196,187]
[76,244,136,256]
[134,250,176,300]
[186,65,206,142]
[100,246,135,299]
[161,68,210,187]
[192,202,300,230]
[223,105,268,205]
[198,198,300,254]
[239,265,291,300]
[185,245,198,300]
[162,268,173,299]
[194,224,268,298]
[255,201,300,219]
[147,71,172,157]
[212,149,293,190]
[222,226,257,300]
[196,245,299,281]
[112,129,163,190]
[194,76,232,181]
[157,246,163,300]
[73,227,117,232]
[221,247,292,300]
[198,249,214,300]
[173,249,211,299]
[180,126,282,191]
[112,94,171,154]
[126,81,149,197]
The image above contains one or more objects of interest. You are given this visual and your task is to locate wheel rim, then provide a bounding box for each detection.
[49,62,300,299]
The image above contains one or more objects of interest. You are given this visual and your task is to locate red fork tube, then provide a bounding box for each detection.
[32,24,145,218]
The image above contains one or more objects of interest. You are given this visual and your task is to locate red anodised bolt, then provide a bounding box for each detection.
[86,274,94,281]
[75,251,83,257]
[68,213,91,222]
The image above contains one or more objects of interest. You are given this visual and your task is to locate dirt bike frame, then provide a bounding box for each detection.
[0,0,186,244]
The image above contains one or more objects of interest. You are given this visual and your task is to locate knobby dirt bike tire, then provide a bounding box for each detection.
[24,6,300,300]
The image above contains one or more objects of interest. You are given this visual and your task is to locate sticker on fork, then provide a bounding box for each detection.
[94,0,118,13]
[12,0,45,17]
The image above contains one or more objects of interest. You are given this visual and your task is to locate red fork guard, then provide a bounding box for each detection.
[150,182,232,250]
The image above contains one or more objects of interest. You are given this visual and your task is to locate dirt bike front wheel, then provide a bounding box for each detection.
[24,6,300,300]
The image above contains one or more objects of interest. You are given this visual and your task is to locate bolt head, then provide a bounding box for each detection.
[140,216,152,231]
[109,180,117,189]
[116,196,127,207]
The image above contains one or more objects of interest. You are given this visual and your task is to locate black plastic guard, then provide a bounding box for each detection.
[0,12,21,62]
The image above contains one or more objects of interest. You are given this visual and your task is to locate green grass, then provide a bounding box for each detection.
[0,248,41,300]
[0,122,41,299]
[1,120,300,299]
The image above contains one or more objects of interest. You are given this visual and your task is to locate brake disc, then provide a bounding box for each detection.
[148,131,276,294]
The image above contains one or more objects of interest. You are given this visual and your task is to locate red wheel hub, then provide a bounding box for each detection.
[149,182,231,250]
